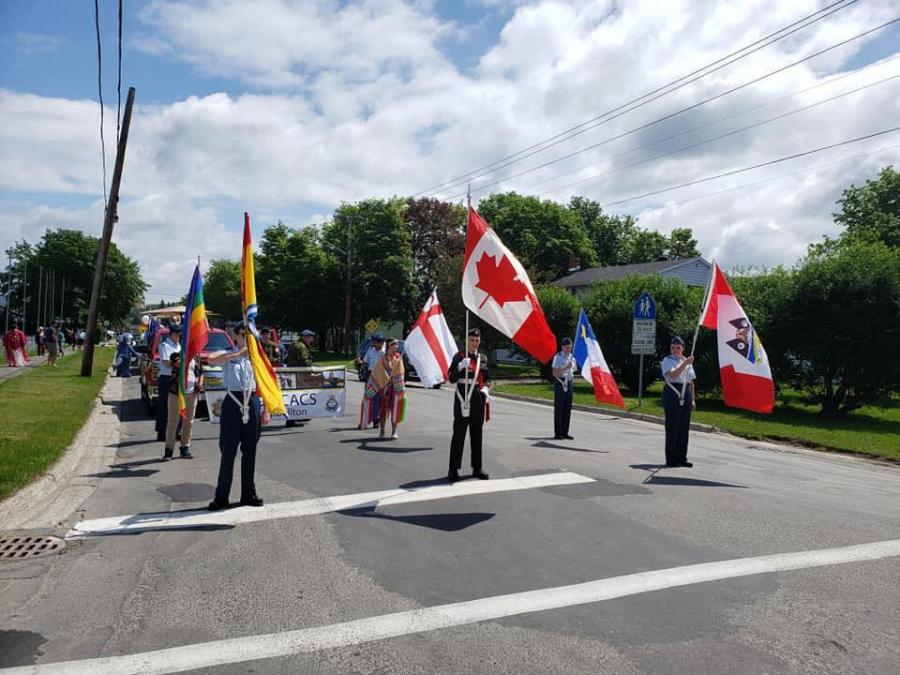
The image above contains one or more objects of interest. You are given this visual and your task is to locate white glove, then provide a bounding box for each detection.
[458,357,471,372]
[480,386,490,401]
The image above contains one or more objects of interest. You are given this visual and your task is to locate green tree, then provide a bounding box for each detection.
[403,197,465,309]
[620,229,669,263]
[535,285,580,379]
[568,196,637,266]
[833,166,900,248]
[203,259,242,321]
[477,192,595,283]
[667,227,700,260]
[781,241,900,415]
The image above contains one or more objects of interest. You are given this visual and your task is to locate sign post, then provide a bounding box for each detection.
[631,291,657,407]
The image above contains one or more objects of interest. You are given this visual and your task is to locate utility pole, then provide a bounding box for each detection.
[82,86,136,377]
[21,260,26,331]
[4,253,10,332]
[342,216,353,355]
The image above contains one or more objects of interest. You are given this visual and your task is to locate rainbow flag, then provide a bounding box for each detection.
[179,264,209,419]
[242,213,286,414]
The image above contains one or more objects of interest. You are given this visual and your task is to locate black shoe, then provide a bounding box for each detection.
[472,469,490,480]
[179,447,193,459]
[679,461,693,468]
[553,435,563,440]
[448,470,461,483]
[665,462,679,467]
[207,499,230,511]
[162,449,174,462]
[564,434,575,440]
[239,495,264,507]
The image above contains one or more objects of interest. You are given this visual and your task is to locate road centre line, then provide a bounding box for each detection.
[65,472,595,538]
[7,539,900,674]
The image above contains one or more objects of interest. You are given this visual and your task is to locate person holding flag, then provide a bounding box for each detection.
[661,336,697,468]
[447,327,491,483]
[551,337,576,440]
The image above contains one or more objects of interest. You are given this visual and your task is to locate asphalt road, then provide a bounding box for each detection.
[1,375,899,674]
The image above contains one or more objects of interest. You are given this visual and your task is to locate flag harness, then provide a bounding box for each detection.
[555,352,574,393]
[457,352,481,418]
[665,358,690,407]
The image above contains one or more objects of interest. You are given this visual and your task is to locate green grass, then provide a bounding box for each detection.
[492,362,542,378]
[311,352,356,367]
[493,381,900,461]
[0,347,114,500]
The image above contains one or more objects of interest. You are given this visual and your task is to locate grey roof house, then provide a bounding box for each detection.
[554,257,711,294]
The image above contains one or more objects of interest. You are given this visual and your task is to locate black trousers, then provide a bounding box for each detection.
[553,380,573,437]
[662,386,693,465]
[156,374,171,434]
[449,393,486,472]
[215,393,262,503]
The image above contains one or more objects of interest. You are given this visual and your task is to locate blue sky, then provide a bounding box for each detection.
[2,0,899,301]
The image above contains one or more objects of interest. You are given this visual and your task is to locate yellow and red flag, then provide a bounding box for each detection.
[241,212,286,414]
[178,263,209,418]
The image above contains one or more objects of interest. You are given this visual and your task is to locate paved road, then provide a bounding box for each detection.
[1,376,899,674]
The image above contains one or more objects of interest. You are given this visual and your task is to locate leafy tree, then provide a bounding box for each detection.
[568,196,637,266]
[667,227,700,260]
[781,241,900,415]
[620,229,669,263]
[403,197,465,309]
[203,259,242,321]
[477,192,595,283]
[833,166,900,248]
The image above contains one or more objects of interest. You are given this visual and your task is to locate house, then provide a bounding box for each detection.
[553,257,711,294]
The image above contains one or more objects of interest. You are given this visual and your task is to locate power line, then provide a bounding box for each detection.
[416,0,860,197]
[445,15,900,201]
[600,125,900,209]
[94,0,108,210]
[528,54,900,194]
[536,72,900,197]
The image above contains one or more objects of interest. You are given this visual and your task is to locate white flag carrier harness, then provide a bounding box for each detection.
[555,353,574,393]
[666,358,690,407]
[456,353,481,418]
[226,356,252,424]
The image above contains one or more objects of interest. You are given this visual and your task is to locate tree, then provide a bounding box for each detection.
[204,259,242,321]
[667,227,700,260]
[535,285,580,379]
[833,166,900,248]
[403,197,465,311]
[476,192,596,283]
[620,229,669,263]
[323,199,416,337]
[568,197,637,266]
[781,241,900,415]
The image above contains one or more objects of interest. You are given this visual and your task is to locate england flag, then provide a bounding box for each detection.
[404,290,458,387]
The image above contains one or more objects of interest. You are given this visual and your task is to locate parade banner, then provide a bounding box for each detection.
[205,366,346,424]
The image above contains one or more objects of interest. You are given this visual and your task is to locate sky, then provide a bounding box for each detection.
[1,0,899,303]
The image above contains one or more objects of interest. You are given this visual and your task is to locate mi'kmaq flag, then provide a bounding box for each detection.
[573,309,626,409]
[699,262,775,414]
[461,207,556,363]
[404,290,458,387]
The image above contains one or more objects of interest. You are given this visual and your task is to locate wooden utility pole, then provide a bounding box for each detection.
[82,86,136,377]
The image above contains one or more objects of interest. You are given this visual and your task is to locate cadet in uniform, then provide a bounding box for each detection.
[661,335,696,468]
[552,337,575,439]
[447,328,490,482]
[206,322,271,511]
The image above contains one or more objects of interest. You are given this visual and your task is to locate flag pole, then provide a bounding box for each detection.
[690,259,715,357]
[464,185,472,406]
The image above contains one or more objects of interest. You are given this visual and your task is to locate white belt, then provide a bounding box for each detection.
[665,379,688,406]
[456,356,481,418]
[227,389,252,424]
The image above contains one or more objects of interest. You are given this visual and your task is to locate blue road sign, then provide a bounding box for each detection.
[633,291,656,320]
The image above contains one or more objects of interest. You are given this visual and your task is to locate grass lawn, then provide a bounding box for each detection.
[493,381,900,461]
[311,352,356,367]
[0,347,113,500]
[492,362,542,378]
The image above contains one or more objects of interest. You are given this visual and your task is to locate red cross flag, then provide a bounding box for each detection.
[404,290,458,387]
[461,207,557,363]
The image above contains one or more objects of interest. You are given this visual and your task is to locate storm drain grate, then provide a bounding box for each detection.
[0,535,65,561]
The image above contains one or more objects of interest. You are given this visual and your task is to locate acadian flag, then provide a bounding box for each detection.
[179,264,209,419]
[698,262,774,414]
[241,213,286,415]
[573,309,626,409]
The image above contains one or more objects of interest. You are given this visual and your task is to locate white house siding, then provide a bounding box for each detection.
[661,259,711,287]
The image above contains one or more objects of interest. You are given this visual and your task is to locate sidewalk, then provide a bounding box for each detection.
[0,354,49,384]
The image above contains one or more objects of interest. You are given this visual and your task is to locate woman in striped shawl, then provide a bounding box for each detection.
[358,338,406,439]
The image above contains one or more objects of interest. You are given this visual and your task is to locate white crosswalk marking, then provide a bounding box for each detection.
[5,539,899,675]
[66,472,595,538]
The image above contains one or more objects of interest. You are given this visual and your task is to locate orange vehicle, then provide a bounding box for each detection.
[139,328,235,414]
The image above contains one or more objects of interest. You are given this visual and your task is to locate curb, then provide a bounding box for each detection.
[491,391,718,433]
[0,373,123,531]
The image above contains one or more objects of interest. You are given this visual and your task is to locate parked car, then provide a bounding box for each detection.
[139,328,235,414]
[354,337,418,382]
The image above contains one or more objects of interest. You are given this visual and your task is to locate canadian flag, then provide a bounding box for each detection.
[699,262,775,414]
[404,290,458,387]
[461,207,557,363]
[573,309,626,409]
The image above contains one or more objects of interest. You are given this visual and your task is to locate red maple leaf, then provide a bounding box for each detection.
[475,252,529,309]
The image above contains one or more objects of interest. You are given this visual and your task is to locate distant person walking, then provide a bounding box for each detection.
[3,324,29,367]
[162,352,203,461]
[155,324,182,442]
[359,338,406,439]
[36,326,45,356]
[114,334,138,378]
[44,322,60,366]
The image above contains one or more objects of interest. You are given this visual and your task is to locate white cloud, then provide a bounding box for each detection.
[11,32,61,54]
[2,0,900,300]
